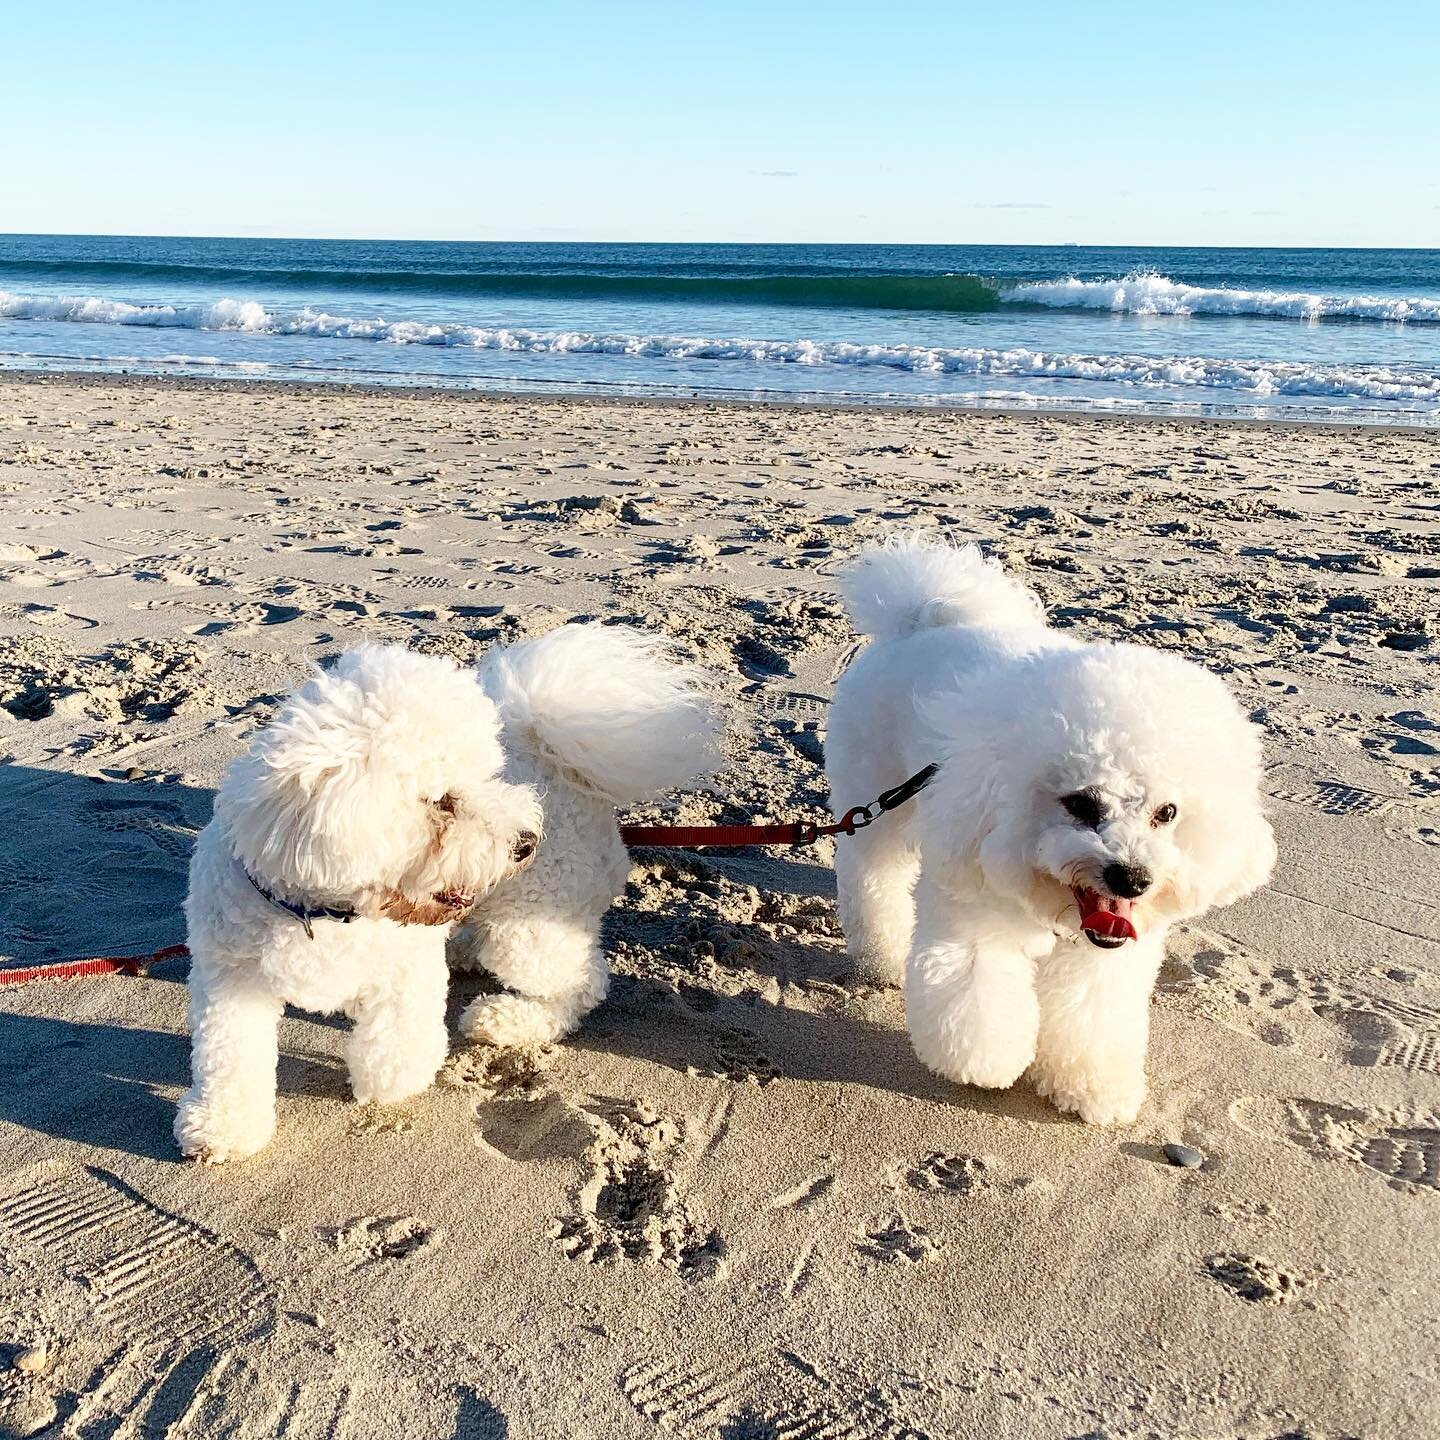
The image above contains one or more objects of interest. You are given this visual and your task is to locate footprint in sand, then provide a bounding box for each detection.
[621,1347,934,1440]
[1266,776,1396,817]
[1232,1096,1440,1192]
[1202,1252,1313,1305]
[904,1152,997,1197]
[855,1213,941,1265]
[1,601,100,631]
[325,1215,440,1265]
[1162,928,1440,1072]
[705,1027,780,1087]
[0,1162,272,1353]
[550,1101,726,1281]
[84,786,203,862]
[443,1043,550,1100]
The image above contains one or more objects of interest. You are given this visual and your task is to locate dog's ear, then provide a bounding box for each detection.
[911,707,1023,894]
[1204,804,1277,911]
[215,670,417,896]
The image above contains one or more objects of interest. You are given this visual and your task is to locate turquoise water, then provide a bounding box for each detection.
[2,236,1438,422]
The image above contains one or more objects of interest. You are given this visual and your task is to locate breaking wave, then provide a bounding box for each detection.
[1007,270,1440,323]
[3,261,1437,322]
[3,289,1436,403]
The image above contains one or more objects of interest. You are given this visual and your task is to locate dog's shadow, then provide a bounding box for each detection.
[0,1007,346,1163]
[570,952,1073,1126]
[0,761,1060,1161]
[0,762,354,1160]
[0,761,205,976]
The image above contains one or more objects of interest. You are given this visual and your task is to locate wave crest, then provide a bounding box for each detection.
[1007,270,1440,323]
[0,262,1002,313]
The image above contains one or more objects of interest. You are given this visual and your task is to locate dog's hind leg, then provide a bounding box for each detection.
[458,906,608,1049]
[835,822,918,986]
[174,960,284,1163]
[346,947,450,1105]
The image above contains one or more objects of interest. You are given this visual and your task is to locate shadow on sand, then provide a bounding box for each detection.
[0,761,1058,1164]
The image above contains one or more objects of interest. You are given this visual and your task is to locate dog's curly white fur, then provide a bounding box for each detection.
[826,533,1275,1125]
[175,646,543,1163]
[450,624,723,1050]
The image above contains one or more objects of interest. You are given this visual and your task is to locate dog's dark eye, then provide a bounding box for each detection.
[1060,790,1106,829]
[1151,802,1177,826]
[431,793,459,816]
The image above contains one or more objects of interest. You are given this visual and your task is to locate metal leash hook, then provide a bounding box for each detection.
[833,802,878,837]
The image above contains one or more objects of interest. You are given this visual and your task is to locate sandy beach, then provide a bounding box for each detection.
[0,374,1436,1439]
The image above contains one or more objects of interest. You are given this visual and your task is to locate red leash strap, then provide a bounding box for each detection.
[619,761,940,851]
[619,820,820,848]
[0,765,941,984]
[0,943,190,988]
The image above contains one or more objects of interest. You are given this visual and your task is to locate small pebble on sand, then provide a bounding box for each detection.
[12,1342,49,1376]
[1164,1143,1205,1169]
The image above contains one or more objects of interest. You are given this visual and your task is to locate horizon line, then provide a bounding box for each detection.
[2,230,1438,253]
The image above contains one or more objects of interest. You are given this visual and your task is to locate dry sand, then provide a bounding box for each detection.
[0,374,1436,1439]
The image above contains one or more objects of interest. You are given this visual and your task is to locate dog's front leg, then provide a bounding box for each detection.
[1029,934,1164,1125]
[174,959,284,1163]
[904,878,1046,1093]
[458,905,608,1049]
[346,945,450,1105]
[834,819,920,986]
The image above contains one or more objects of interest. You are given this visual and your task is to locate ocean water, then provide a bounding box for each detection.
[1,235,1438,423]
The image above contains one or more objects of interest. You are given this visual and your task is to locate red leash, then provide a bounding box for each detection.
[619,819,822,848]
[1,765,940,987]
[619,761,940,849]
[0,943,190,988]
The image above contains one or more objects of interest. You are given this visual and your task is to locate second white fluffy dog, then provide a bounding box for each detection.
[826,533,1275,1125]
[176,646,544,1163]
[450,624,722,1049]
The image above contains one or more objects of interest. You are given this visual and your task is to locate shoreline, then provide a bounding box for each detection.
[2,362,1436,435]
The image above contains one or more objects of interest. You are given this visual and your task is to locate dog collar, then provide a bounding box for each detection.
[246,871,355,940]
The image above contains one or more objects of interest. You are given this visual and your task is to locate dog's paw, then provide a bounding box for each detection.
[850,944,906,989]
[173,1094,274,1164]
[460,993,563,1049]
[349,1072,433,1107]
[1034,1075,1145,1127]
[913,1025,1035,1092]
[952,1048,1035,1091]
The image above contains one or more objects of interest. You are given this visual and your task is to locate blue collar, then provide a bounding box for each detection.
[246,871,356,940]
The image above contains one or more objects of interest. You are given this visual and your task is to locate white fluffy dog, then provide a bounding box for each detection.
[826,533,1275,1125]
[176,646,543,1162]
[450,624,722,1050]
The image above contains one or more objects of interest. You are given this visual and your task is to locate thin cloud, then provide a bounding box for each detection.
[754,170,799,178]
[970,201,1051,210]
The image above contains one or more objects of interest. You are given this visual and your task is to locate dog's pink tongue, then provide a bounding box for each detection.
[1074,887,1140,942]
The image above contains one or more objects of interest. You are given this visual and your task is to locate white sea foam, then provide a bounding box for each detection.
[2,289,1437,404]
[0,292,274,331]
[1004,271,1440,323]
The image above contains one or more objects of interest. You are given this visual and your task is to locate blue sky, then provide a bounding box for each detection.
[3,1,1436,246]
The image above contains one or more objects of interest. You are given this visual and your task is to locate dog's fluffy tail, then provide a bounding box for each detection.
[839,531,1045,640]
[479,625,724,806]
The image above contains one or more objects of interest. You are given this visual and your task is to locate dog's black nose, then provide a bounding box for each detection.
[511,831,539,864]
[1103,862,1152,899]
